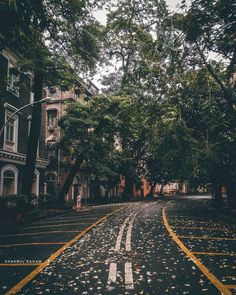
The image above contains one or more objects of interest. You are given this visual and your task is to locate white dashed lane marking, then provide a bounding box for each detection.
[108,262,117,284]
[125,262,134,290]
[107,203,154,291]
[115,216,131,252]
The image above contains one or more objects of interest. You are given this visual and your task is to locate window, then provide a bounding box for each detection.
[6,117,14,142]
[46,173,56,195]
[30,79,34,104]
[47,110,57,128]
[8,63,20,96]
[47,144,57,161]
[27,115,32,136]
[46,173,56,182]
[48,149,56,161]
[0,165,18,196]
[4,110,18,152]
[3,169,16,196]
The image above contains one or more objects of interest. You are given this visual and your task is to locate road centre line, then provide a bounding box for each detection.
[178,236,236,241]
[0,230,81,238]
[174,225,236,232]
[108,262,117,285]
[192,252,236,256]
[107,203,153,290]
[114,204,149,252]
[115,216,132,252]
[125,262,134,290]
[162,207,232,295]
[0,242,66,248]
[126,215,137,252]
[5,206,125,295]
[126,204,152,252]
[108,203,155,290]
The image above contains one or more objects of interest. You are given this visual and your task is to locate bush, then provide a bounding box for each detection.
[0,194,39,212]
[66,198,74,208]
[38,193,56,208]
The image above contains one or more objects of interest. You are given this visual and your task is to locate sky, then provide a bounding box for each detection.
[93,0,188,26]
[92,0,190,89]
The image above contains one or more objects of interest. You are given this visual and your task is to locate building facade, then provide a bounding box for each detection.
[44,81,99,201]
[0,49,47,197]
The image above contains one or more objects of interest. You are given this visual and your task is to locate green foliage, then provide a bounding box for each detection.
[0,0,104,87]
[59,94,134,192]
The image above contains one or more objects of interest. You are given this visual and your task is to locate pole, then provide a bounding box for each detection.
[0,97,49,139]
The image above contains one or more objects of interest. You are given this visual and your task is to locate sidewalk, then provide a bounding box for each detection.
[0,207,72,230]
[204,197,236,221]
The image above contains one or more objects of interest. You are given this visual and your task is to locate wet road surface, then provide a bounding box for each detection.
[1,196,236,294]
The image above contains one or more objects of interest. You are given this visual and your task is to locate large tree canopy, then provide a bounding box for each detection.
[1,0,235,207]
[0,0,104,197]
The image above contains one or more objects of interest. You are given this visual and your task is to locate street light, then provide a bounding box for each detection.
[0,97,50,138]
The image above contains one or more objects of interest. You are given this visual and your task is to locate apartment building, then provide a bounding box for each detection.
[0,49,47,197]
[44,80,99,201]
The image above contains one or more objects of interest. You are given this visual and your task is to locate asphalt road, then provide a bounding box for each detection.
[1,196,236,294]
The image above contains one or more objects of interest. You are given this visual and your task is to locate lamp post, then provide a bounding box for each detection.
[0,97,50,139]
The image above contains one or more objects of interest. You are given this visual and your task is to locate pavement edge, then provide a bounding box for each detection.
[5,206,125,295]
[162,206,232,295]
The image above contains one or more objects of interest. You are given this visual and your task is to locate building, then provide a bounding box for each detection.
[44,80,99,201]
[0,49,47,197]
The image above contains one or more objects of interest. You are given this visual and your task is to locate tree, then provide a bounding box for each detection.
[170,65,236,206]
[174,0,236,107]
[0,0,103,197]
[102,0,179,198]
[58,95,130,199]
[144,102,194,196]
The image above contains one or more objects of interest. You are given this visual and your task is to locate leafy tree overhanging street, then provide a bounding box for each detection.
[0,0,235,294]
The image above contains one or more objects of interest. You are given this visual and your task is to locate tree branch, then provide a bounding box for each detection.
[195,41,234,108]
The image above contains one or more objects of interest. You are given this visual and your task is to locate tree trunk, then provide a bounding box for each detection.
[93,177,101,202]
[223,170,236,208]
[147,181,158,197]
[123,176,134,200]
[225,184,236,209]
[159,182,166,196]
[60,153,85,200]
[104,188,110,202]
[59,118,109,201]
[22,70,43,198]
[212,182,223,207]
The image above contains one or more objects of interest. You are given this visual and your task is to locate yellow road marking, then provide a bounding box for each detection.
[5,206,125,295]
[178,235,236,241]
[192,252,236,256]
[173,220,235,227]
[162,207,232,295]
[225,285,236,289]
[32,217,100,225]
[174,226,236,232]
[0,242,66,248]
[168,215,216,221]
[0,231,81,238]
[0,263,41,267]
[20,222,91,230]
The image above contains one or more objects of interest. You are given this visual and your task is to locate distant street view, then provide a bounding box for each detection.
[0,0,235,294]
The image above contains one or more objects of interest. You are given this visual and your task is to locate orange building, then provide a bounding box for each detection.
[44,81,99,201]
